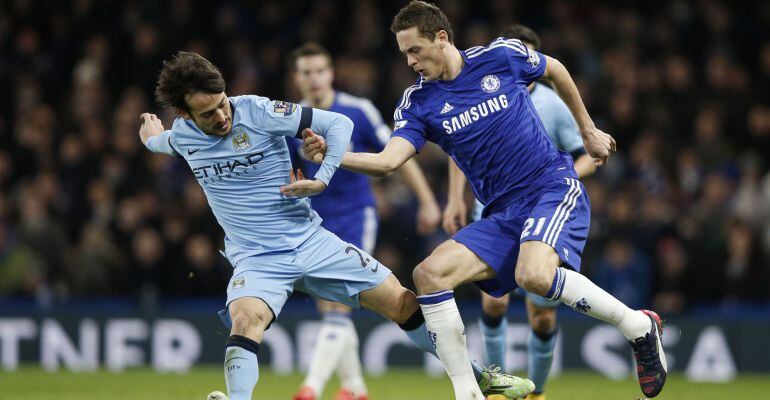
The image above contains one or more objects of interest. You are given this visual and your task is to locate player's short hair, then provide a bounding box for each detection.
[289,42,333,71]
[155,51,226,113]
[391,0,454,44]
[501,24,542,50]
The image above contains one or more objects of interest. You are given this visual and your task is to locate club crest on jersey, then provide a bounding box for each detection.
[272,100,297,116]
[527,50,541,68]
[481,74,501,93]
[232,277,245,289]
[231,129,252,152]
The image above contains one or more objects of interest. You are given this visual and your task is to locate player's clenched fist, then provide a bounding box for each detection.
[581,126,617,166]
[138,113,165,145]
[301,128,326,164]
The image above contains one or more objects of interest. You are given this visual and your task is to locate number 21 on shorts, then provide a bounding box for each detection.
[521,217,546,239]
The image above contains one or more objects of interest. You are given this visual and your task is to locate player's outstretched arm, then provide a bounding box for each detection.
[302,134,417,178]
[540,56,616,165]
[340,137,416,177]
[442,158,468,235]
[139,113,177,156]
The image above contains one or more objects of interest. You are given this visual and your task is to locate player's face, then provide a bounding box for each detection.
[396,27,447,81]
[184,92,233,136]
[294,55,334,102]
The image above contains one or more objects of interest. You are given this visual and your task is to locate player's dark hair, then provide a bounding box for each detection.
[501,24,541,50]
[155,51,226,113]
[391,0,454,44]
[289,42,333,71]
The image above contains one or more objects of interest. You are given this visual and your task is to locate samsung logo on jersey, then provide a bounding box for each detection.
[442,94,509,134]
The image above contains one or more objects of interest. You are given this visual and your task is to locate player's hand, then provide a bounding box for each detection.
[582,126,616,166]
[302,129,326,164]
[139,113,165,145]
[416,200,441,235]
[280,169,327,198]
[442,198,468,235]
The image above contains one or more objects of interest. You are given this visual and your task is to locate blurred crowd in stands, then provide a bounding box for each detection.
[1,0,769,315]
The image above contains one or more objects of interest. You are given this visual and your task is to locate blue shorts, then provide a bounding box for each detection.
[454,178,589,298]
[321,206,378,254]
[224,227,391,322]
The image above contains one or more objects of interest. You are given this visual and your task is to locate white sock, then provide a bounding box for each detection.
[419,290,484,400]
[336,322,367,395]
[302,313,350,395]
[547,267,650,340]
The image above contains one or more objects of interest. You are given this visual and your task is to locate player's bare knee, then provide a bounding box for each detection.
[482,296,508,317]
[515,262,551,296]
[229,307,268,337]
[530,308,557,334]
[412,258,451,294]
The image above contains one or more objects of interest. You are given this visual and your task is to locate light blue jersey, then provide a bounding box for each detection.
[145,95,352,266]
[472,82,586,221]
[529,82,584,155]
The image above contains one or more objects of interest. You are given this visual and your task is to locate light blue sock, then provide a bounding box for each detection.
[480,316,507,370]
[404,321,485,382]
[224,335,260,400]
[527,329,557,394]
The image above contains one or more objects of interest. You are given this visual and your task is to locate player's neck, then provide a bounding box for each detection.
[440,47,464,81]
[307,89,335,110]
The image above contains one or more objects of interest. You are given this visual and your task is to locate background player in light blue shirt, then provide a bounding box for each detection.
[287,43,441,400]
[139,51,528,400]
[302,2,667,398]
[442,25,599,400]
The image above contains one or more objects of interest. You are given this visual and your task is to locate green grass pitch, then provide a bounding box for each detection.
[0,367,763,399]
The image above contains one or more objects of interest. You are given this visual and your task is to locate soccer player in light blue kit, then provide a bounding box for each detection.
[288,43,441,400]
[139,51,531,400]
[302,2,667,398]
[443,25,598,400]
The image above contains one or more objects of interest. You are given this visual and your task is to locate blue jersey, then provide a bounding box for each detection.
[145,95,353,265]
[530,82,584,156]
[292,91,390,217]
[393,38,576,211]
[472,82,586,220]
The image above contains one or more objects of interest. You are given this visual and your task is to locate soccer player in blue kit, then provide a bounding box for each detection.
[442,25,598,400]
[287,43,442,400]
[139,51,532,400]
[302,2,667,398]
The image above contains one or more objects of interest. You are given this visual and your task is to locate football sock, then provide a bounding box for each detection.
[400,307,484,382]
[546,267,650,340]
[336,321,367,395]
[302,311,351,395]
[528,328,557,394]
[480,312,507,369]
[224,335,260,400]
[418,290,484,399]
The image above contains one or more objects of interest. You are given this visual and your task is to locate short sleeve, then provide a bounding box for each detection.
[500,38,547,85]
[391,106,427,152]
[391,82,428,152]
[251,96,312,138]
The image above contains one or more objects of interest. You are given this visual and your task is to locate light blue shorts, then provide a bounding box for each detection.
[224,227,391,322]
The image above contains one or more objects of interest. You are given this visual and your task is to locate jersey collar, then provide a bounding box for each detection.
[435,50,471,88]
